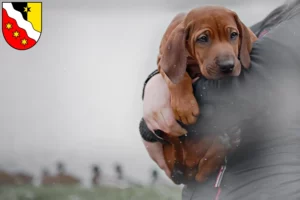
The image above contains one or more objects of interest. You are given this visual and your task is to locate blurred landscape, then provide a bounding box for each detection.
[0,186,181,200]
[0,0,286,199]
[0,162,180,199]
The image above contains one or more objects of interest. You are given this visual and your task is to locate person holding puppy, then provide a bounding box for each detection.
[140,1,300,199]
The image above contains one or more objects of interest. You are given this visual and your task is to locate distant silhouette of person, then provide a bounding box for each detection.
[57,162,65,176]
[92,165,101,186]
[151,169,158,185]
[41,168,50,185]
[110,164,142,187]
[42,169,50,177]
[115,164,123,180]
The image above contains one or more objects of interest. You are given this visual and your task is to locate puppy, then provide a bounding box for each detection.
[155,6,257,184]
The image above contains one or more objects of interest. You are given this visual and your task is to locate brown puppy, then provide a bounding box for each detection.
[158,6,257,124]
[156,6,257,184]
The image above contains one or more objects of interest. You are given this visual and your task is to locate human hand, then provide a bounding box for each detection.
[143,74,187,136]
[143,140,171,178]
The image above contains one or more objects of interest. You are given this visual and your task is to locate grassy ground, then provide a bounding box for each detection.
[0,185,181,200]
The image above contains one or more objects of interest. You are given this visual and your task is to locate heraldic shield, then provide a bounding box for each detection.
[2,2,42,50]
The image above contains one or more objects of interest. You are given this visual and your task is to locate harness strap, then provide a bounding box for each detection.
[214,157,227,200]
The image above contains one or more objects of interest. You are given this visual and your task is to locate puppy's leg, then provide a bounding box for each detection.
[195,135,229,183]
[162,135,186,184]
[161,70,199,125]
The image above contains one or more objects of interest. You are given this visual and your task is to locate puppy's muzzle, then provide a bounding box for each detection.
[216,56,235,74]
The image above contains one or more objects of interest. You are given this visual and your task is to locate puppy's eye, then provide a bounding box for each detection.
[230,32,238,40]
[197,35,209,43]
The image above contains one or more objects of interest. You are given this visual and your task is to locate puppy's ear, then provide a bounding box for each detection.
[159,24,188,84]
[234,15,257,69]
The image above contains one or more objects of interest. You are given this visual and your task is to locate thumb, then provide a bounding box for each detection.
[155,155,171,178]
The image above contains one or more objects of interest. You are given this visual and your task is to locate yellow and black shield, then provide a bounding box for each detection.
[2,2,42,50]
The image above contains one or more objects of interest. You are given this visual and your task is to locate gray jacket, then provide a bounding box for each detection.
[182,1,300,199]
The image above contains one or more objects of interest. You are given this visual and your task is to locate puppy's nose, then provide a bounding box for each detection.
[217,58,235,73]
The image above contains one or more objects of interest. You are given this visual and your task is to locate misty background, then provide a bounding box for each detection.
[0,0,286,186]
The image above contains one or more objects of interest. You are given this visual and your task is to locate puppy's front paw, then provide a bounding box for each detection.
[171,93,199,125]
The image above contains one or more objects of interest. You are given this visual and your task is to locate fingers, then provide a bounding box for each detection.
[143,141,171,178]
[145,117,159,133]
[152,111,171,133]
[156,157,171,178]
[148,108,187,137]
[162,108,187,136]
[142,72,187,137]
